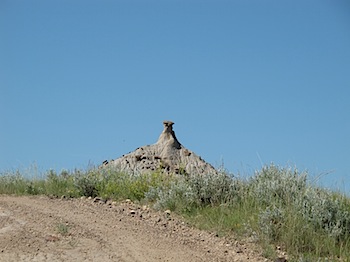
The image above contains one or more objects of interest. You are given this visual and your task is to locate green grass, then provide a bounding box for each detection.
[183,203,257,237]
[1,164,349,261]
[56,223,69,235]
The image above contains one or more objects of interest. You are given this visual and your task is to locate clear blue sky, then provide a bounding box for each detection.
[1,1,349,192]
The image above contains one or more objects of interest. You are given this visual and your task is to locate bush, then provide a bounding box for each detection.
[145,171,241,211]
[258,205,284,241]
[249,164,350,259]
[248,164,308,206]
[297,187,350,240]
[146,178,195,211]
[44,169,78,197]
[186,172,238,205]
[0,171,30,195]
[73,169,101,197]
[72,168,173,201]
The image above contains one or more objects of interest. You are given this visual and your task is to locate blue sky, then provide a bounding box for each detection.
[1,1,350,192]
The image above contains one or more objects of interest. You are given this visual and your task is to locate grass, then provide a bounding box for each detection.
[1,164,349,261]
[56,223,69,235]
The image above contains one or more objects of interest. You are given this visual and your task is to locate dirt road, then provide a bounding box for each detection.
[0,195,267,262]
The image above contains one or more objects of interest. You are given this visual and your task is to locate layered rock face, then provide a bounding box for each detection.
[102,121,217,175]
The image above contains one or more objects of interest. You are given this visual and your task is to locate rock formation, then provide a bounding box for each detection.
[102,121,217,175]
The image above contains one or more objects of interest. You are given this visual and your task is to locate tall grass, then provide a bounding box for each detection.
[1,164,349,261]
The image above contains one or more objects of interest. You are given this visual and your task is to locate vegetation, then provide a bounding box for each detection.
[56,223,70,236]
[1,164,349,261]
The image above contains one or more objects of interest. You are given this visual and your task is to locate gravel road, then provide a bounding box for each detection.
[0,195,268,262]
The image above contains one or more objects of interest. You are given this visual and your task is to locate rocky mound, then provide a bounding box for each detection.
[101,121,217,175]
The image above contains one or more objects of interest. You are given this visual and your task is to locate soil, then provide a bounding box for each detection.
[0,195,270,262]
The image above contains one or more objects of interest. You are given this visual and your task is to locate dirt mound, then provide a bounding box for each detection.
[102,121,218,175]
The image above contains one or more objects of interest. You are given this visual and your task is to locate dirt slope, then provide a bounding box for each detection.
[0,196,268,262]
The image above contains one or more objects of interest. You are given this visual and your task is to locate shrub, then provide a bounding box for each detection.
[73,169,101,197]
[248,164,308,206]
[44,169,78,197]
[249,164,350,259]
[185,172,238,205]
[258,205,284,241]
[297,187,350,240]
[78,168,174,201]
[145,171,241,212]
[0,171,29,195]
[146,178,196,211]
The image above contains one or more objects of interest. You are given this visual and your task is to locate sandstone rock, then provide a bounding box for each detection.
[102,121,217,176]
[93,197,106,204]
[275,257,287,262]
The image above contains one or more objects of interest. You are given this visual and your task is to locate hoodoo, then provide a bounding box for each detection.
[102,121,217,175]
